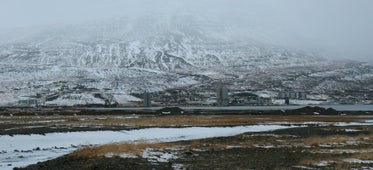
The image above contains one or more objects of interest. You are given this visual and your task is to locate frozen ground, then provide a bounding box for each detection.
[0,125,290,169]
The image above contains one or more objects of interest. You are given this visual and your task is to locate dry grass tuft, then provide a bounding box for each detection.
[306,133,373,147]
[351,151,373,160]
[71,141,174,158]
[306,135,356,146]
[299,159,319,166]
[189,140,202,149]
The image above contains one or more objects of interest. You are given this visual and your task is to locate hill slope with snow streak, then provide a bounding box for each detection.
[1,15,371,105]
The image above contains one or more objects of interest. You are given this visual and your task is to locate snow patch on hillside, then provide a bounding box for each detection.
[45,93,104,106]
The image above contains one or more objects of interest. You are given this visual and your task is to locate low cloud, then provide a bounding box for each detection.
[0,0,372,59]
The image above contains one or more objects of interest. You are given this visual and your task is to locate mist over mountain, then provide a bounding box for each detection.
[1,0,373,60]
[0,1,372,106]
[0,14,324,69]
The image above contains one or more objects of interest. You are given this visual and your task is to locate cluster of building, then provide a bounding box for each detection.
[140,84,308,107]
[277,91,307,105]
[13,82,309,108]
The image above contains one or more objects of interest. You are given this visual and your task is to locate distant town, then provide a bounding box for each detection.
[12,82,329,109]
[135,86,313,107]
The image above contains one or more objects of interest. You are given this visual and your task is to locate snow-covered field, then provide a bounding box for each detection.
[0,125,290,170]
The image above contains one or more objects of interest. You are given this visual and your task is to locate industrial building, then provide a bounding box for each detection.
[216,84,229,106]
[277,92,307,100]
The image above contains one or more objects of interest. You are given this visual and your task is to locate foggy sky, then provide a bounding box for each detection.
[1,0,373,60]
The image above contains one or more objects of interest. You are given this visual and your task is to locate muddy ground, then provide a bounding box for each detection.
[1,107,373,169]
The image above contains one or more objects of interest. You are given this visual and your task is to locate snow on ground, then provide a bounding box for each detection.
[1,120,373,169]
[261,120,373,127]
[112,93,141,103]
[335,121,373,126]
[45,93,105,106]
[343,129,362,132]
[141,148,179,163]
[0,125,290,170]
[344,158,373,164]
[315,161,335,167]
[0,94,17,106]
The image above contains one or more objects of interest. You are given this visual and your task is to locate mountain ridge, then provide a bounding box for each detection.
[1,15,371,106]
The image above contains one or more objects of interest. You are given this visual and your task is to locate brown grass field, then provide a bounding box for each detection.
[1,114,371,127]
[2,109,373,169]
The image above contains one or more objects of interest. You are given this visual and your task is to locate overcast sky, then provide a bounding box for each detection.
[1,0,373,59]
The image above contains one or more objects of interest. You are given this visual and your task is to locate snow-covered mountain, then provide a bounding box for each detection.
[1,16,322,68]
[0,15,371,106]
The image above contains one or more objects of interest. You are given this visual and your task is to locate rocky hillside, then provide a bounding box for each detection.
[0,15,371,105]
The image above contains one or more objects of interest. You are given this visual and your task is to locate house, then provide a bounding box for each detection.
[18,99,38,107]
[231,92,272,105]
